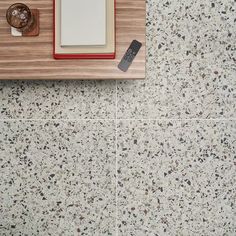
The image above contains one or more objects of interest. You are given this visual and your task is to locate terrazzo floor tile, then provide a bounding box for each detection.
[0,120,116,235]
[118,0,236,119]
[0,80,116,119]
[117,120,236,236]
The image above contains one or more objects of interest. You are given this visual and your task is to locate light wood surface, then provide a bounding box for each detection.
[0,0,146,80]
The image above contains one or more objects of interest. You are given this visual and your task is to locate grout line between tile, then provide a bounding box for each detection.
[115,80,118,236]
[0,118,235,122]
[0,119,116,122]
[117,118,236,121]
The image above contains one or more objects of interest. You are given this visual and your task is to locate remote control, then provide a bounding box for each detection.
[118,40,142,72]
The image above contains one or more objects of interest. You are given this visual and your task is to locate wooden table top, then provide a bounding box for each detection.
[0,0,146,80]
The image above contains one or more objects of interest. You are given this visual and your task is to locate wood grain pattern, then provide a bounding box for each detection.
[0,0,146,80]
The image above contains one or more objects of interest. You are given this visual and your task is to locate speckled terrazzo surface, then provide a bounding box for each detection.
[0,0,235,235]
